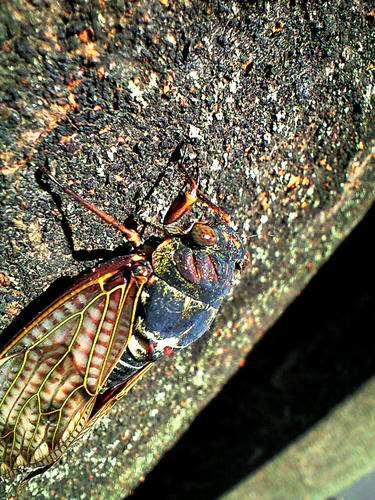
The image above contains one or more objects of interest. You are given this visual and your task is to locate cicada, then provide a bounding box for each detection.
[0,166,246,481]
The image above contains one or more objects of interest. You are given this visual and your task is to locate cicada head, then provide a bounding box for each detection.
[177,222,246,303]
[190,222,246,267]
[151,220,246,310]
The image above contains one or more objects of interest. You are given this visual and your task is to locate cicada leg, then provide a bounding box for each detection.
[40,166,141,247]
[163,179,198,225]
[163,167,232,226]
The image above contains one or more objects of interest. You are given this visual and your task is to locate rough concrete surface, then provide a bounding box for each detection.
[0,0,374,498]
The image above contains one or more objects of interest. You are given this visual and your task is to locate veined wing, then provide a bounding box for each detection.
[0,255,149,478]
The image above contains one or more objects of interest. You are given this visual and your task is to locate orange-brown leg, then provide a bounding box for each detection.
[196,190,232,225]
[163,179,198,225]
[40,166,141,247]
[165,165,233,226]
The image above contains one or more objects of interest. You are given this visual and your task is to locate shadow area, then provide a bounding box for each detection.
[129,203,375,500]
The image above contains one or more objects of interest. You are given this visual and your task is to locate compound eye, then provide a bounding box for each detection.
[191,223,217,246]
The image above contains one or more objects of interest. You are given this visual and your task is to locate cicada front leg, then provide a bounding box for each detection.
[39,166,141,247]
[163,172,232,230]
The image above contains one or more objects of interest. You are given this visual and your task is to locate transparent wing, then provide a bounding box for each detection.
[0,256,149,478]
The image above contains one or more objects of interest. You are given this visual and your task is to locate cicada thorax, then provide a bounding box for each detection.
[123,222,246,362]
[0,255,152,478]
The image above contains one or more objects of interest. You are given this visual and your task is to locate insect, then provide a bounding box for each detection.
[0,163,247,482]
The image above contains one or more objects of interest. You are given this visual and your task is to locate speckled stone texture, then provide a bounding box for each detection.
[0,0,374,498]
